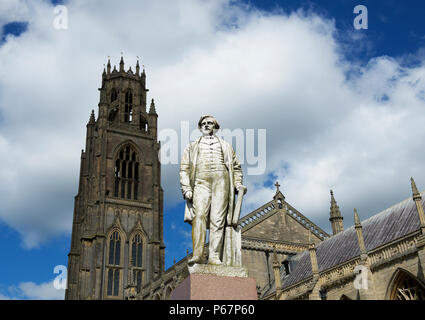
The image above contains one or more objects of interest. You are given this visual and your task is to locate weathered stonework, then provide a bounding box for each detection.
[261,188,425,300]
[66,58,164,300]
[188,263,249,278]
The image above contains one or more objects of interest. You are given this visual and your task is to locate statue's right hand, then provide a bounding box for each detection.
[185,191,193,200]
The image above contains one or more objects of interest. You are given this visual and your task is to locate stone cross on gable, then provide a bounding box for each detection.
[275,181,280,193]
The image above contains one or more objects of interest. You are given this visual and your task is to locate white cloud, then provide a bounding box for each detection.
[1,280,65,300]
[0,0,30,27]
[17,280,65,300]
[0,0,425,248]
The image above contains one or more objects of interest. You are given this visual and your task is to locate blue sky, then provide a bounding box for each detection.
[251,0,425,60]
[1,0,425,299]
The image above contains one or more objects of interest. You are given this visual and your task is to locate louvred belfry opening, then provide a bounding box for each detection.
[124,90,133,123]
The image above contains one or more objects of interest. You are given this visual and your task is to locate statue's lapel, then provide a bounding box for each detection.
[192,137,201,164]
[190,137,202,184]
[217,137,230,166]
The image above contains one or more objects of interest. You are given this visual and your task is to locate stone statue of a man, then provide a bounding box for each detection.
[180,115,247,265]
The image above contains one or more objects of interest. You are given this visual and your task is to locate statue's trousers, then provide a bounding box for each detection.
[192,169,229,260]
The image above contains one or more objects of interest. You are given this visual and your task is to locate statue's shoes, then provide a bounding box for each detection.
[208,258,222,265]
[188,256,202,265]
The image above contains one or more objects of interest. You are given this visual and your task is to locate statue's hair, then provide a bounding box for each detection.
[198,115,220,130]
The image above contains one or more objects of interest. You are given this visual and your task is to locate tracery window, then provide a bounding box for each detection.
[114,145,140,200]
[390,270,425,300]
[124,90,133,123]
[130,233,144,292]
[106,231,122,297]
[131,234,143,268]
[108,89,119,122]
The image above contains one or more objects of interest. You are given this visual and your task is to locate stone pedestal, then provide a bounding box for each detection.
[170,264,257,300]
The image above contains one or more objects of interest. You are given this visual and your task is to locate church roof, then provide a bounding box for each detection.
[260,191,424,298]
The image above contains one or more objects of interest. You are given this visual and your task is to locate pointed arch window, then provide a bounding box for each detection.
[165,286,173,300]
[131,234,143,268]
[108,231,121,266]
[140,115,148,132]
[108,89,119,123]
[106,231,122,297]
[390,270,425,300]
[111,89,118,103]
[114,145,140,200]
[130,233,144,292]
[124,90,133,123]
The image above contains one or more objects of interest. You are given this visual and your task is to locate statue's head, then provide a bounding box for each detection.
[198,115,220,136]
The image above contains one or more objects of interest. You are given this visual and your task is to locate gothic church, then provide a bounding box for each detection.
[66,59,425,300]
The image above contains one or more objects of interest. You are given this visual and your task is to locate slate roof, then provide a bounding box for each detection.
[260,191,424,298]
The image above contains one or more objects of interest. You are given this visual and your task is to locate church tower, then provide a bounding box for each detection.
[65,57,164,300]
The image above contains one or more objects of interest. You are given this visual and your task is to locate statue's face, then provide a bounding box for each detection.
[200,117,216,136]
